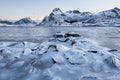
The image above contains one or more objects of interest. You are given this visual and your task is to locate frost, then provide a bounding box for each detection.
[0,32,120,80]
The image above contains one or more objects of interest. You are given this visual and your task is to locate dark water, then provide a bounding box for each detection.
[0,26,120,49]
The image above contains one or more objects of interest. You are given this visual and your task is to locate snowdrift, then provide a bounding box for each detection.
[0,32,120,80]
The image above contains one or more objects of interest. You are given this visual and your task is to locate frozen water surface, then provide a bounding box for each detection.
[0,26,120,49]
[0,30,120,80]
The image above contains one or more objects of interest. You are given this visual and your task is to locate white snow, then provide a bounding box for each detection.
[0,32,120,80]
[39,7,120,27]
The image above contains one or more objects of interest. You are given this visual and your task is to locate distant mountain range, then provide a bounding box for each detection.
[0,7,120,27]
[39,7,120,27]
[14,17,37,25]
[0,17,38,26]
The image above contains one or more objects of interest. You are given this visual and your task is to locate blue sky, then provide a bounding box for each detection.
[0,0,120,20]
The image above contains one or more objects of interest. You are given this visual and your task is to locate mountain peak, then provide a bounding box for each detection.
[22,17,32,21]
[113,7,120,11]
[51,8,63,15]
[14,17,37,25]
[66,10,81,14]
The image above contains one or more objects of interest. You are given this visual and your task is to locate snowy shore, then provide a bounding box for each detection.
[0,32,120,80]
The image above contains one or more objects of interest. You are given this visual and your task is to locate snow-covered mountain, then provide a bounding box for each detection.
[0,19,13,26]
[39,7,120,27]
[0,32,120,80]
[0,17,38,26]
[38,8,70,26]
[14,17,37,26]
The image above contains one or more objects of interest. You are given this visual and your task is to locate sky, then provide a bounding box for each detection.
[0,0,120,20]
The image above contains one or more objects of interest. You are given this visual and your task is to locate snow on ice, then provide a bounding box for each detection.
[0,32,120,80]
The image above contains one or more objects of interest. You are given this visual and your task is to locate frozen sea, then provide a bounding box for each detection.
[0,26,120,49]
[0,26,120,80]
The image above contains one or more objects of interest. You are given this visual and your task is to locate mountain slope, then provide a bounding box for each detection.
[0,18,38,26]
[0,19,13,26]
[14,17,37,26]
[39,7,120,26]
[39,8,70,26]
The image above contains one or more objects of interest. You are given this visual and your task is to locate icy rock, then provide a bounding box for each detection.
[0,49,7,58]
[47,45,58,52]
[53,32,67,38]
[57,45,70,52]
[104,56,117,68]
[112,56,120,69]
[64,51,87,65]
[52,54,65,64]
[43,69,53,77]
[23,48,32,55]
[90,62,103,72]
[53,32,80,38]
[0,32,120,80]
[108,49,118,52]
[80,76,98,80]
[88,50,98,53]
[10,61,25,68]
[29,60,42,73]
[108,50,120,57]
[23,42,39,49]
[52,76,62,80]
[65,32,80,37]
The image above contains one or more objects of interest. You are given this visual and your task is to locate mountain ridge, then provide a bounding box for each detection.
[0,17,37,26]
[39,7,120,27]
[14,17,37,26]
[0,7,120,27]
